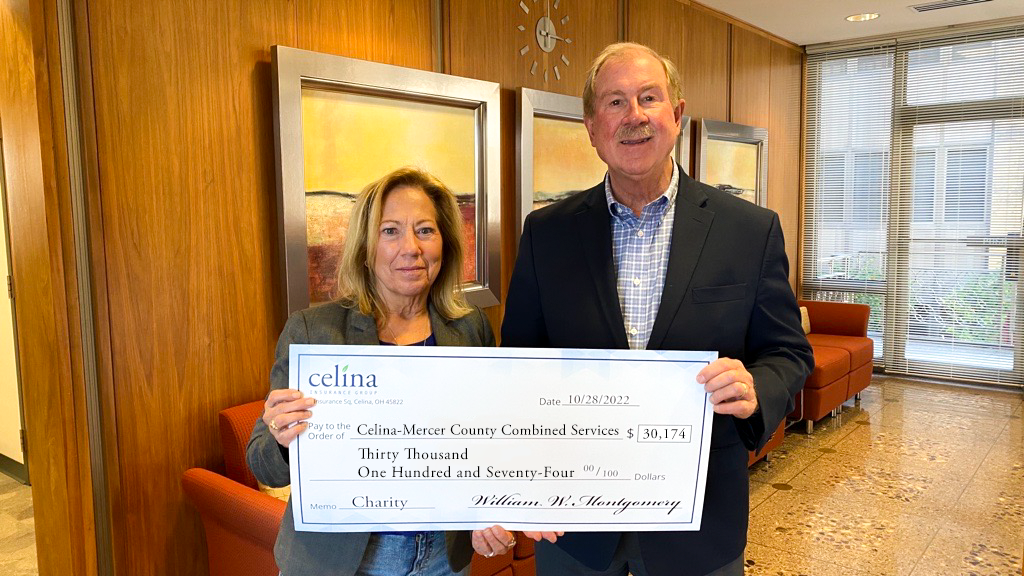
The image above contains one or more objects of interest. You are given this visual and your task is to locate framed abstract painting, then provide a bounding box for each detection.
[272,46,502,314]
[696,119,768,207]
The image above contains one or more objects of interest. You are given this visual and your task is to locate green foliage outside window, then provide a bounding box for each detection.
[937,271,1016,345]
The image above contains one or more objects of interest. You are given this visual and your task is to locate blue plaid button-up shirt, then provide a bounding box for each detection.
[604,163,679,350]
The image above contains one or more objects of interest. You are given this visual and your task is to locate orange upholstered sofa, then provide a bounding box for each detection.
[790,300,874,434]
[182,400,535,576]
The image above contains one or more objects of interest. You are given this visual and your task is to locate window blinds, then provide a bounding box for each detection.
[804,25,1024,387]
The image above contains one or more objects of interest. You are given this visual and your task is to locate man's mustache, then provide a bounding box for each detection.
[615,123,655,141]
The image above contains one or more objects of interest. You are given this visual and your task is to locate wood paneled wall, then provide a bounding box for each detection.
[447,0,619,329]
[626,0,683,73]
[730,25,802,290]
[82,1,293,571]
[679,5,729,125]
[768,43,804,289]
[729,26,771,129]
[7,1,804,574]
[296,1,435,70]
[74,2,447,573]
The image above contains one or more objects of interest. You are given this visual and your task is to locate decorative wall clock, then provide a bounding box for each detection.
[516,0,573,82]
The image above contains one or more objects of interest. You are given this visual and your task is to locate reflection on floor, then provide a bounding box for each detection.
[746,374,1024,576]
[0,469,35,576]
[0,375,1021,576]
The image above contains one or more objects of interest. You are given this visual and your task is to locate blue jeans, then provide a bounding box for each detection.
[354,532,468,576]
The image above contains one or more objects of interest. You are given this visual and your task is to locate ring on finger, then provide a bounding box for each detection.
[269,419,279,431]
[508,537,517,548]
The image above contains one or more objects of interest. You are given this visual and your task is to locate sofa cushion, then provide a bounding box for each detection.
[799,300,870,337]
[848,361,873,397]
[791,374,850,422]
[808,333,873,368]
[804,344,850,389]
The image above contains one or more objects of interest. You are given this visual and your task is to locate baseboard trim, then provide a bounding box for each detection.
[0,452,28,484]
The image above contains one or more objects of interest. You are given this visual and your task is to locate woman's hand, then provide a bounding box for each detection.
[471,525,517,558]
[263,389,315,447]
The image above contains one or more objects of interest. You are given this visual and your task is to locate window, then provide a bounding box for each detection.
[852,152,886,225]
[913,150,935,223]
[804,25,1024,387]
[819,154,845,223]
[804,48,891,305]
[943,148,988,224]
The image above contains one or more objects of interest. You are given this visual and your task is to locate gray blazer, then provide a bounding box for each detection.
[246,301,495,576]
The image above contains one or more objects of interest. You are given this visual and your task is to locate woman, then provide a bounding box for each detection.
[247,167,515,576]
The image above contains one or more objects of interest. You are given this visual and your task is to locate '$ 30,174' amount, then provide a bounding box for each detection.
[630,425,693,442]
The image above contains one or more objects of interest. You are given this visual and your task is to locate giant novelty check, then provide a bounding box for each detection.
[289,345,716,532]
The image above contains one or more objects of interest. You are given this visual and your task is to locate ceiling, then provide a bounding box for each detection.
[697,0,1024,46]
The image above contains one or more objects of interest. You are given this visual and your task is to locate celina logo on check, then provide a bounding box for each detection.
[308,361,378,388]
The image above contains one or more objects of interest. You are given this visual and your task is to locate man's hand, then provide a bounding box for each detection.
[522,530,564,544]
[472,525,517,558]
[697,357,758,419]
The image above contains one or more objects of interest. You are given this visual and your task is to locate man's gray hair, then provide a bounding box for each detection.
[582,42,682,118]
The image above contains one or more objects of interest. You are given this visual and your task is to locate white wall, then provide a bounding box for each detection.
[0,166,23,465]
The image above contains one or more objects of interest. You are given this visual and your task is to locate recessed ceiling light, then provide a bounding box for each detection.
[846,13,880,22]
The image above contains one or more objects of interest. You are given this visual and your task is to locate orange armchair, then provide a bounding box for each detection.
[183,400,535,576]
[181,468,285,576]
[182,401,283,576]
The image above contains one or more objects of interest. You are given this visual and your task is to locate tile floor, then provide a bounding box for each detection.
[746,375,1024,576]
[0,375,1021,575]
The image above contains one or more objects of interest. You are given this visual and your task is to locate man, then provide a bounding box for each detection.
[501,43,814,576]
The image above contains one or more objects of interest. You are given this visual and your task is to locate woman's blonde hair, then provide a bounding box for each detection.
[336,167,471,321]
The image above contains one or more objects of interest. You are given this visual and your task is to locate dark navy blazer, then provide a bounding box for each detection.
[501,168,813,576]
